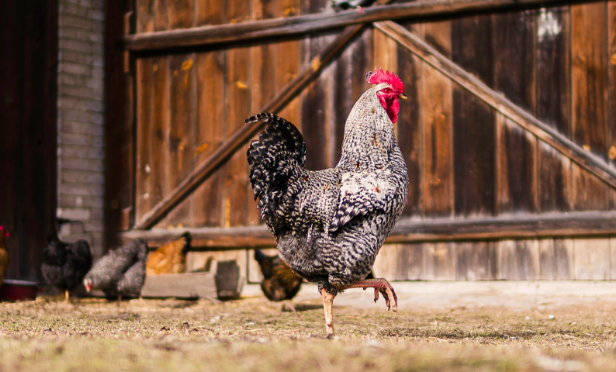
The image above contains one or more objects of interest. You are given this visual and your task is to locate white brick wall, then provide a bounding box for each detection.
[57,0,105,257]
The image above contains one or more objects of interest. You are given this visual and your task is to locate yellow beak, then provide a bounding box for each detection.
[398,93,407,99]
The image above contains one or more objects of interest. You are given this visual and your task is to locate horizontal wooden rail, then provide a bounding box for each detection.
[375,20,616,190]
[121,211,616,250]
[133,24,366,230]
[122,0,572,51]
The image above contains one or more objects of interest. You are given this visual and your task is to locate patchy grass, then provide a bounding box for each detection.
[1,295,616,371]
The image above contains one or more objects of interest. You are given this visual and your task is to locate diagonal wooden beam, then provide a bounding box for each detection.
[122,0,575,52]
[375,20,616,190]
[133,24,366,230]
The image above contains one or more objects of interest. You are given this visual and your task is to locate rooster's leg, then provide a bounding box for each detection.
[320,288,336,337]
[343,278,398,312]
[64,290,70,304]
[117,294,122,307]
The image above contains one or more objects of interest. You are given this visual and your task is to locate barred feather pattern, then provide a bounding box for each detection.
[84,239,148,297]
[246,84,409,295]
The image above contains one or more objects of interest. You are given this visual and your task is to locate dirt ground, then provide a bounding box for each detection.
[2,282,616,371]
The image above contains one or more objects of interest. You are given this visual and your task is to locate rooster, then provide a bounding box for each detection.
[254,249,303,311]
[246,69,409,336]
[146,232,191,275]
[84,239,148,305]
[41,230,92,303]
[0,226,9,287]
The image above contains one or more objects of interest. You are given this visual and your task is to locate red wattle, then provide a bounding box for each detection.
[378,95,400,124]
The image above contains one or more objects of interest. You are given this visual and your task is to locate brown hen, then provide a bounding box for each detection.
[254,249,302,310]
[146,232,191,275]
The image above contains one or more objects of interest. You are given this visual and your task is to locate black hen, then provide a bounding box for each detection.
[254,249,302,310]
[84,239,148,305]
[41,231,93,303]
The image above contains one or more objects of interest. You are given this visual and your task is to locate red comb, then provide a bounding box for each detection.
[365,68,404,93]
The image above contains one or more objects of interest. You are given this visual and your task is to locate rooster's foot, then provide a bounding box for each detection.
[347,278,398,312]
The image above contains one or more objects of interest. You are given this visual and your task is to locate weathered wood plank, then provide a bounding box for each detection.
[450,15,496,217]
[153,0,168,31]
[537,7,572,212]
[141,272,216,298]
[497,240,539,280]
[539,239,557,280]
[422,20,453,218]
[496,114,537,213]
[193,51,225,227]
[611,237,616,281]
[375,20,616,191]
[493,11,537,214]
[396,22,422,218]
[136,0,154,33]
[608,3,616,208]
[166,53,195,227]
[150,56,169,228]
[223,0,252,228]
[133,24,365,229]
[168,0,193,29]
[554,238,574,280]
[135,58,153,221]
[423,243,455,280]
[188,250,248,286]
[574,238,610,280]
[373,244,409,281]
[123,0,572,51]
[456,242,496,280]
[571,2,609,211]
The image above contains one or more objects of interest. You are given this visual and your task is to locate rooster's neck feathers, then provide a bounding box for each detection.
[336,86,396,171]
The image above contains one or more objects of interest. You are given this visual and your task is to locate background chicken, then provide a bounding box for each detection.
[41,230,92,303]
[84,239,148,305]
[246,69,409,336]
[254,249,302,311]
[146,232,191,275]
[0,226,9,287]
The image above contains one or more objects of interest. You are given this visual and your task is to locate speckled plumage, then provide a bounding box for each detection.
[84,239,148,298]
[246,83,409,295]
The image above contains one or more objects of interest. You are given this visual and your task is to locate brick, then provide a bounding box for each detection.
[59,183,104,197]
[59,195,105,209]
[60,62,92,76]
[91,40,104,55]
[92,56,103,67]
[89,208,104,221]
[86,78,104,90]
[57,207,91,220]
[86,100,103,113]
[59,2,89,17]
[92,67,104,79]
[84,220,105,232]
[59,14,93,30]
[59,39,92,53]
[60,109,95,123]
[61,145,104,159]
[60,85,104,100]
[58,74,87,86]
[61,157,104,172]
[61,121,104,136]
[92,20,104,33]
[58,97,87,110]
[79,0,93,7]
[60,50,94,65]
[61,169,104,183]
[61,132,103,147]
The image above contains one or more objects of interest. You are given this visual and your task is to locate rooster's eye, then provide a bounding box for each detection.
[382,88,392,94]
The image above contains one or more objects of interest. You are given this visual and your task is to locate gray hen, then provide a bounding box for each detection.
[84,239,148,305]
[246,68,409,336]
